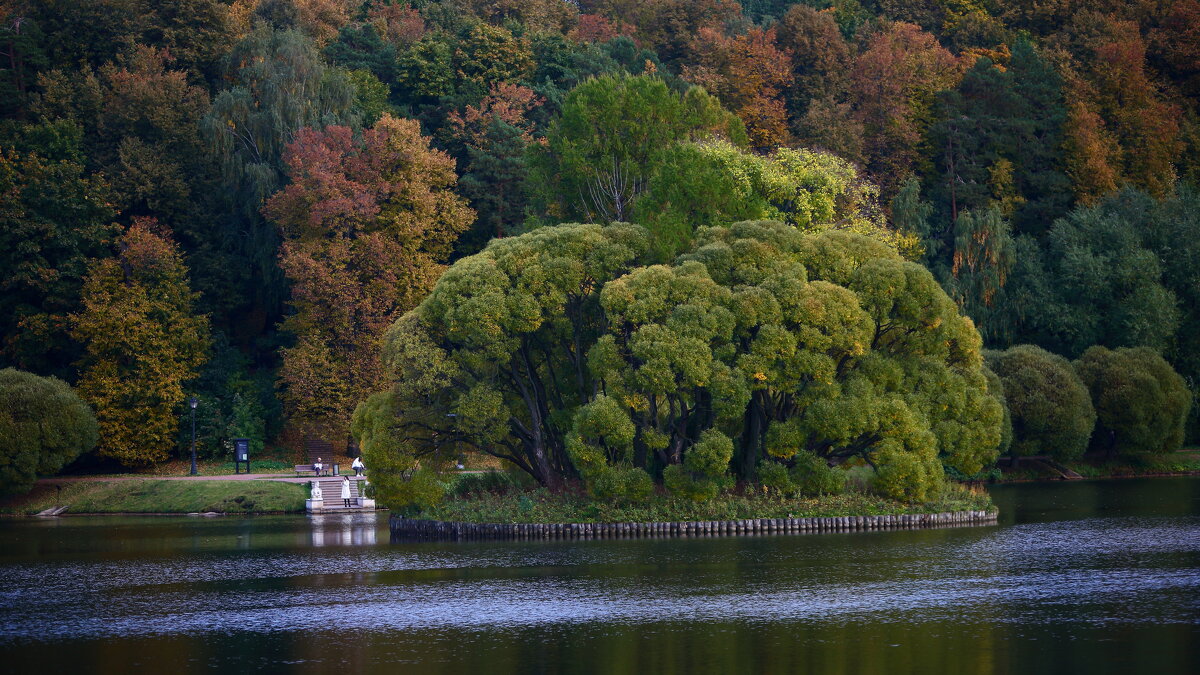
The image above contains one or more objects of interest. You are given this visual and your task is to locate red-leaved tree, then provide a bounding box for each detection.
[263,114,474,447]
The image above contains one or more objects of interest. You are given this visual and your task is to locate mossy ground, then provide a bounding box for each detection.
[414,480,993,524]
[0,479,308,515]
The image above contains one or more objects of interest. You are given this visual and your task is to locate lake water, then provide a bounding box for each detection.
[0,478,1197,673]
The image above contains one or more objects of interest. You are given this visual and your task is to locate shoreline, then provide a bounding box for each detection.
[6,471,1195,518]
[390,509,999,541]
[0,510,318,518]
[0,478,310,516]
[990,468,1200,485]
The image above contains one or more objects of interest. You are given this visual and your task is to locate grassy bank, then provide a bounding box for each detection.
[414,482,993,524]
[0,479,308,515]
[994,451,1200,482]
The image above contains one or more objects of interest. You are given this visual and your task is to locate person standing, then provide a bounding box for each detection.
[351,456,365,476]
[340,476,352,508]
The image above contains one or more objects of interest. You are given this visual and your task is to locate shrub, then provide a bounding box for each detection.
[790,451,847,496]
[0,368,98,495]
[591,465,655,504]
[757,460,795,494]
[1074,346,1190,457]
[986,345,1095,461]
[757,453,846,497]
[872,443,938,502]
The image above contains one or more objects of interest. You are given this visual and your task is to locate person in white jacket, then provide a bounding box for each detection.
[340,476,352,508]
[351,456,365,476]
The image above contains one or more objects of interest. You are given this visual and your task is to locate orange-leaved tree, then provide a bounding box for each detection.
[852,22,962,199]
[73,218,211,466]
[264,114,473,445]
[682,26,794,150]
[1063,15,1183,201]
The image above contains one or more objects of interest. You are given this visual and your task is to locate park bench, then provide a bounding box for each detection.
[301,437,337,477]
[294,464,330,476]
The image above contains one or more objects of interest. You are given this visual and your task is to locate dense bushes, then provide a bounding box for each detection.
[1074,347,1190,458]
[758,453,846,497]
[986,345,1095,461]
[0,368,97,495]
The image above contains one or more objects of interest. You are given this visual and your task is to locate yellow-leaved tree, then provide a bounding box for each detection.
[73,219,210,466]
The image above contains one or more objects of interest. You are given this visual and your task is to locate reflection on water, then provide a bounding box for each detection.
[0,478,1197,674]
[309,513,378,547]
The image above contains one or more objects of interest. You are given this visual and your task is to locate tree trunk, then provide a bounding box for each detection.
[530,442,564,492]
[737,392,767,480]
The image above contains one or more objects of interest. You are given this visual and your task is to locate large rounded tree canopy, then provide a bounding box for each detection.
[986,345,1095,462]
[0,368,98,496]
[356,221,1002,506]
[1074,346,1190,457]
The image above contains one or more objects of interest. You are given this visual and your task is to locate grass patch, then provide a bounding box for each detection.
[57,444,303,478]
[210,459,293,474]
[415,479,992,524]
[995,451,1200,482]
[0,479,308,515]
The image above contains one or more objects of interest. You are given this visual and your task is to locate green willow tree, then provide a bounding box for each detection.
[945,208,1016,343]
[354,222,649,498]
[1074,346,1190,458]
[358,221,1002,506]
[584,222,1001,502]
[199,24,355,327]
[633,140,918,259]
[73,219,210,466]
[986,345,1095,462]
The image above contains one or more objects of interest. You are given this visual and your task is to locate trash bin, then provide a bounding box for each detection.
[332,463,339,476]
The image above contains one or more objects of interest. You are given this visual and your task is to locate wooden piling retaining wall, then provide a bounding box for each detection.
[389,510,998,541]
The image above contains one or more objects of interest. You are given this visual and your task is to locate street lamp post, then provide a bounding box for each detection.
[189,396,198,476]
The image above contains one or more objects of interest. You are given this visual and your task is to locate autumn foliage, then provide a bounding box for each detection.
[264,114,473,442]
[3,0,1200,478]
[683,27,794,149]
[72,219,210,466]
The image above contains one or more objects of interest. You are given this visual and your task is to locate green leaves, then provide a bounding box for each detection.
[369,222,650,501]
[1074,346,1190,457]
[528,73,745,226]
[0,368,97,496]
[987,345,1095,461]
[368,217,999,506]
[634,141,917,260]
